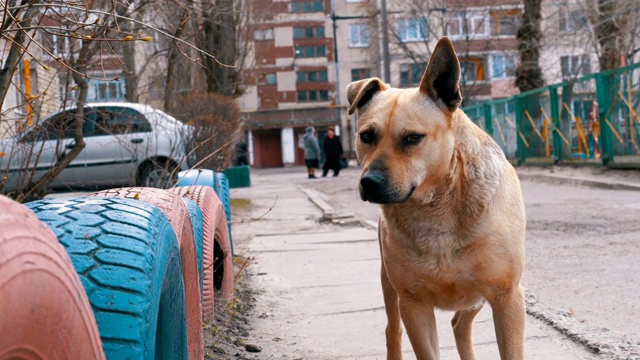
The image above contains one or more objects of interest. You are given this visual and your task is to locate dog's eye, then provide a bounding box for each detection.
[360,131,374,144]
[403,134,424,146]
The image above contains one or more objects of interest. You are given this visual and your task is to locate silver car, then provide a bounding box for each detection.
[0,103,190,193]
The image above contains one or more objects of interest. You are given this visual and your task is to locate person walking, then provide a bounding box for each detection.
[322,126,343,177]
[303,126,320,179]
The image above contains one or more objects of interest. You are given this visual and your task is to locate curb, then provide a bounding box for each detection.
[298,185,372,228]
[517,173,640,192]
[525,291,640,359]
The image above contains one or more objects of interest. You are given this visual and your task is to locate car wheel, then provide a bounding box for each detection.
[139,160,177,189]
[171,185,234,321]
[89,187,203,360]
[26,196,187,360]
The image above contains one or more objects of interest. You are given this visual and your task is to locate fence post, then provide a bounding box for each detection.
[483,103,493,137]
[595,73,613,165]
[549,85,562,163]
[515,96,525,165]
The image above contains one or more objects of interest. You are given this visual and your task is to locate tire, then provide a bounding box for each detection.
[214,172,234,256]
[138,159,178,189]
[175,169,234,256]
[25,196,187,360]
[171,186,234,321]
[0,195,105,360]
[90,188,203,360]
[176,169,215,189]
[181,197,204,296]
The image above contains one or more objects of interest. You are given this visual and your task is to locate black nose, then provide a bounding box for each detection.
[360,171,386,196]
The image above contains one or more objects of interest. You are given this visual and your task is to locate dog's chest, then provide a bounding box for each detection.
[382,218,484,310]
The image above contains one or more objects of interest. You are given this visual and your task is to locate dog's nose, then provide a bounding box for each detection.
[360,171,386,195]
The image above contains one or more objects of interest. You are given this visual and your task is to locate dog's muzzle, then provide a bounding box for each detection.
[360,169,414,204]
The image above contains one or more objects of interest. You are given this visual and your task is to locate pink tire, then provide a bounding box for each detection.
[171,186,234,321]
[90,187,203,360]
[0,195,104,360]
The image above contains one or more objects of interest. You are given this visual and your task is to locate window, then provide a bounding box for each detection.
[293,27,325,39]
[446,12,489,39]
[490,9,521,36]
[491,54,516,79]
[42,32,71,56]
[22,110,85,142]
[397,18,429,42]
[295,45,327,58]
[92,107,151,136]
[291,0,323,13]
[349,23,370,47]
[297,90,329,102]
[400,63,426,86]
[561,55,591,78]
[89,79,124,102]
[460,57,486,83]
[265,73,277,85]
[559,10,588,32]
[254,28,274,40]
[297,70,328,83]
[351,68,371,81]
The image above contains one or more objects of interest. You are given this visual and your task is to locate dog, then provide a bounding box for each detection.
[346,37,526,360]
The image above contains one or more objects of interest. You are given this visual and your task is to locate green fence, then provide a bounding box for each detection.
[463,62,640,167]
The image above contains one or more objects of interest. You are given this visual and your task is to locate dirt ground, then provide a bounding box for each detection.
[205,256,258,360]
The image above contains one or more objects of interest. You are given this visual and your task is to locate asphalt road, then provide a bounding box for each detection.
[306,166,640,343]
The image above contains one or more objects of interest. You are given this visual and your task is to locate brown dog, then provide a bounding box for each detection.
[347,37,526,360]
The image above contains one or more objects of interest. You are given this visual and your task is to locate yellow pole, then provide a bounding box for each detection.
[23,59,33,126]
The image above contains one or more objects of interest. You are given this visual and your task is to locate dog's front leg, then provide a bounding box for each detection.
[398,297,440,360]
[381,260,403,360]
[490,285,525,360]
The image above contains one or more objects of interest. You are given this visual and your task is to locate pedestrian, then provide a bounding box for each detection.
[235,140,248,166]
[303,126,320,179]
[322,126,343,177]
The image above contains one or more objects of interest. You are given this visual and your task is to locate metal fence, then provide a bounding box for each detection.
[463,62,640,167]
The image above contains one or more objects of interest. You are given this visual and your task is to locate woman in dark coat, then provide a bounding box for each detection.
[322,126,343,177]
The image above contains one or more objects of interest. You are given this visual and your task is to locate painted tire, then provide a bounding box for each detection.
[0,195,105,360]
[26,196,186,360]
[171,186,234,320]
[176,169,215,189]
[181,198,204,296]
[176,169,234,256]
[213,172,233,255]
[90,188,203,360]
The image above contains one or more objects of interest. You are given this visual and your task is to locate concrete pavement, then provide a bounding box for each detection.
[230,169,600,360]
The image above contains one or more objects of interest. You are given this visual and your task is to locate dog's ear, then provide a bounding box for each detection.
[420,37,462,112]
[347,77,387,115]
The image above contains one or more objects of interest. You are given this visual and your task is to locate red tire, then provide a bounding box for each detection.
[90,187,203,360]
[171,186,234,321]
[0,195,104,360]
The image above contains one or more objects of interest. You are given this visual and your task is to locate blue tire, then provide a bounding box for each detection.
[181,197,204,296]
[27,197,188,360]
[176,169,215,189]
[214,172,233,255]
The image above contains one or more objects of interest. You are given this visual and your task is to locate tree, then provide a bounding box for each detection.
[516,0,544,92]
[0,0,230,201]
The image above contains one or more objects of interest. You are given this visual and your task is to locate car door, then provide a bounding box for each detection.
[13,110,87,189]
[82,106,151,186]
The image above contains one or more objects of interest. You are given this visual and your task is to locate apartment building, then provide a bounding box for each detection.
[241,0,525,168]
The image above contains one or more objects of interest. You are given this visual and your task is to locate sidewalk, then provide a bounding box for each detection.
[230,170,599,360]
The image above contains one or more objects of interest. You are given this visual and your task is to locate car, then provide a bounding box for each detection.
[0,102,191,194]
